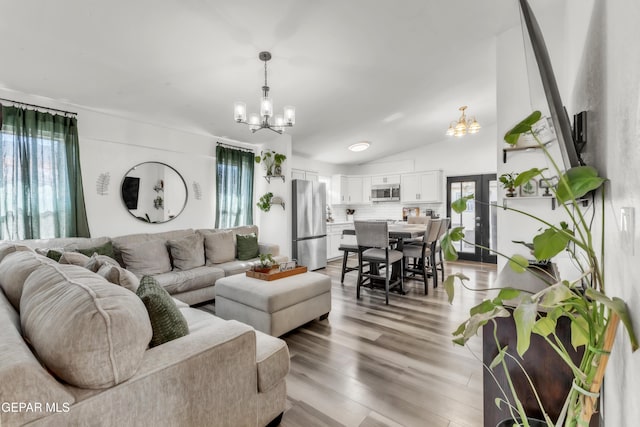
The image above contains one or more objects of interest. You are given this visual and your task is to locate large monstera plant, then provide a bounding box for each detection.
[442,111,638,427]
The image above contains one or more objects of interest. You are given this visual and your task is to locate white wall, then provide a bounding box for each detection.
[564,0,640,424]
[498,0,640,424]
[495,4,571,271]
[0,88,295,258]
[254,136,293,258]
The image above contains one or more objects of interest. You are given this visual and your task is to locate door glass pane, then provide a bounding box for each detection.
[450,181,476,254]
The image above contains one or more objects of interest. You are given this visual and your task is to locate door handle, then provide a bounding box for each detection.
[475,217,481,220]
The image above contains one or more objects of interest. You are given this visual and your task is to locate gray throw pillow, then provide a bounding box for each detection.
[236,233,259,261]
[167,233,205,270]
[136,276,189,348]
[84,253,120,273]
[97,264,140,293]
[119,239,172,277]
[203,231,236,264]
[59,252,91,266]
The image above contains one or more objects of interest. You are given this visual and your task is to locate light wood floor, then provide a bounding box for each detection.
[278,259,496,427]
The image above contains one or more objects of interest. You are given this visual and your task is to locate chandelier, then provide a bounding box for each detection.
[234,51,295,134]
[446,106,481,137]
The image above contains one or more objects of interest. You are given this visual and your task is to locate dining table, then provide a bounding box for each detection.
[343,222,427,250]
[342,222,429,294]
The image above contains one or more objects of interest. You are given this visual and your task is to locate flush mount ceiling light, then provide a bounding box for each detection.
[445,106,481,137]
[234,51,295,134]
[348,141,371,152]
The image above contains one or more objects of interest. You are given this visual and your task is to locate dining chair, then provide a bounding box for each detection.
[338,229,362,283]
[405,216,431,244]
[403,218,441,294]
[354,221,404,305]
[433,217,450,285]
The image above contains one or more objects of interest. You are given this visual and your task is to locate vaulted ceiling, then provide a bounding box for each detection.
[0,0,542,165]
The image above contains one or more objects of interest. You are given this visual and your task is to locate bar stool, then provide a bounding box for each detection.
[403,218,440,294]
[338,229,360,283]
[354,221,404,305]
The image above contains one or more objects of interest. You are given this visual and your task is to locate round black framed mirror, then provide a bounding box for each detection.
[121,162,188,223]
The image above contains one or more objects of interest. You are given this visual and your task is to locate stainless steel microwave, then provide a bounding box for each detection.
[371,184,400,202]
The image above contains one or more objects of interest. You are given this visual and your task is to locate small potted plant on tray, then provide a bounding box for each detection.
[442,111,638,427]
[254,253,276,274]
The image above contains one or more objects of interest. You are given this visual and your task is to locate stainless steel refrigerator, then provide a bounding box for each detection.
[292,179,327,271]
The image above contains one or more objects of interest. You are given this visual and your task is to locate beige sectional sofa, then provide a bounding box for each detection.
[0,242,289,427]
[8,225,286,306]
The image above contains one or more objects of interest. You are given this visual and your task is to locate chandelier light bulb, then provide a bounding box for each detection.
[234,102,247,122]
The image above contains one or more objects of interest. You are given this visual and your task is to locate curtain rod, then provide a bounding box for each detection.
[0,97,77,116]
[216,141,255,153]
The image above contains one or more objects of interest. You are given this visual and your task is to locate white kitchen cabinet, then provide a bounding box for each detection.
[371,174,400,186]
[401,171,442,203]
[331,175,363,204]
[291,168,318,182]
[361,176,372,204]
[346,176,363,204]
[331,175,347,204]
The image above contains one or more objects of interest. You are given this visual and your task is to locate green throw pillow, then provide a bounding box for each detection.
[46,249,63,262]
[136,276,189,348]
[77,241,116,259]
[236,233,259,260]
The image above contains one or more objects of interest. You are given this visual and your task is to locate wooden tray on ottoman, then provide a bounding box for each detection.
[246,266,308,281]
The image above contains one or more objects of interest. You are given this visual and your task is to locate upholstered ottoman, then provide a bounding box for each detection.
[215,272,331,337]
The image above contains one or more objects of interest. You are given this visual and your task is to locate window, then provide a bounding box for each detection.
[215,145,254,229]
[0,106,89,240]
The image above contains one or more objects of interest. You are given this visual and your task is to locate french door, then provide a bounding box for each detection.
[446,174,497,263]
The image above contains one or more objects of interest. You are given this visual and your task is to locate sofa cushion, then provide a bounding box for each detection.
[77,240,116,259]
[119,239,172,277]
[59,251,91,266]
[97,263,140,293]
[0,251,56,310]
[202,230,236,264]
[0,242,34,263]
[137,276,189,347]
[168,233,205,270]
[20,263,152,389]
[237,233,259,260]
[0,291,76,426]
[152,265,225,295]
[255,330,290,392]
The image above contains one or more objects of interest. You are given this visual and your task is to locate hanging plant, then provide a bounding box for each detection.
[256,192,273,212]
[255,150,286,176]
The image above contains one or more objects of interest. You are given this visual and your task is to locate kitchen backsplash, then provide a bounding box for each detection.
[330,203,444,222]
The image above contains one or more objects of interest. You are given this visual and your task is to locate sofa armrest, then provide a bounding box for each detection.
[258,243,280,257]
[38,320,259,427]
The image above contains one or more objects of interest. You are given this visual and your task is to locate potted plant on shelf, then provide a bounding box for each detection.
[499,172,519,197]
[257,192,274,212]
[255,150,286,176]
[253,253,276,273]
[442,111,638,427]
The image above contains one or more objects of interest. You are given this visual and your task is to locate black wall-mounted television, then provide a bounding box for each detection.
[121,176,140,210]
[519,0,584,169]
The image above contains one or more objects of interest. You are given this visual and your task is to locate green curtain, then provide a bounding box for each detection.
[215,145,254,228]
[0,106,90,240]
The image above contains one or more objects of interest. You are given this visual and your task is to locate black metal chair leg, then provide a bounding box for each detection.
[341,249,349,283]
